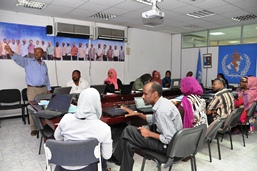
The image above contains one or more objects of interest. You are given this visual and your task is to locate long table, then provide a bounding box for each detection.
[29,89,182,128]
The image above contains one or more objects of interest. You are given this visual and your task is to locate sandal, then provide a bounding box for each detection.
[106,168,111,171]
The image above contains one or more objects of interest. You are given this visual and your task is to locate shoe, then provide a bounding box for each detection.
[108,155,121,166]
[30,130,38,136]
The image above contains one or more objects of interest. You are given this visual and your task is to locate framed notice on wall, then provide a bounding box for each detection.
[203,53,212,68]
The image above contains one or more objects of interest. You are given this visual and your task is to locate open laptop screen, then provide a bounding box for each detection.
[53,87,72,94]
[90,85,106,96]
[47,94,73,113]
[170,79,181,89]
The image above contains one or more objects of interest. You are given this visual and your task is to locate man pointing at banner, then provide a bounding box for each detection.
[4,43,51,136]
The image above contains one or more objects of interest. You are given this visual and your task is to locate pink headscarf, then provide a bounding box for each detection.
[244,76,257,110]
[181,77,203,128]
[151,70,162,85]
[104,68,118,89]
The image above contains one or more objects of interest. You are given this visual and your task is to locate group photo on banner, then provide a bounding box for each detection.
[0,22,125,62]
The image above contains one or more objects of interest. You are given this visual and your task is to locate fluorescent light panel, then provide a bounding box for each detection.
[210,32,225,36]
[16,0,46,10]
[187,10,215,18]
[91,13,116,20]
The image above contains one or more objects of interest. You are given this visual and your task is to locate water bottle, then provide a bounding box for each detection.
[249,117,255,133]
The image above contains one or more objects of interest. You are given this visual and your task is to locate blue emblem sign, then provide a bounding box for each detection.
[218,44,257,83]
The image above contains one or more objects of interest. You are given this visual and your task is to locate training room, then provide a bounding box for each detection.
[0,0,257,171]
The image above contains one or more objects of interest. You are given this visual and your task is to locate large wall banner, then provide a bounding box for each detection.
[218,44,257,83]
[0,22,125,62]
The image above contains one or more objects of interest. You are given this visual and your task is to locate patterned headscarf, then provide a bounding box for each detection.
[104,68,118,89]
[244,76,257,110]
[181,77,203,128]
[151,70,162,85]
[75,88,102,119]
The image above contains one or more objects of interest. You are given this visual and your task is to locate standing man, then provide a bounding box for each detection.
[107,45,113,61]
[46,41,54,60]
[89,43,95,61]
[119,45,125,61]
[15,39,21,55]
[206,78,235,124]
[41,40,47,60]
[96,43,102,61]
[78,43,85,61]
[27,39,35,58]
[66,43,71,60]
[85,43,89,61]
[20,39,28,57]
[4,43,51,136]
[110,82,183,171]
[71,42,78,61]
[102,44,107,61]
[66,70,89,94]
[54,42,62,60]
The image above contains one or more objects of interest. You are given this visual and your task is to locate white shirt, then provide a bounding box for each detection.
[113,49,119,57]
[78,47,85,58]
[66,78,89,94]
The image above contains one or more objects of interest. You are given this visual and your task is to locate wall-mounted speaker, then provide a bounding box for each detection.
[46,25,53,34]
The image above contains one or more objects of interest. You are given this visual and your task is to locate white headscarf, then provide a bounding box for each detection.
[75,88,102,119]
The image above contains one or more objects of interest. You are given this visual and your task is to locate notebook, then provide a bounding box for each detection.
[53,87,72,94]
[36,94,73,119]
[170,79,181,89]
[90,84,106,96]
[102,105,137,118]
[134,97,152,113]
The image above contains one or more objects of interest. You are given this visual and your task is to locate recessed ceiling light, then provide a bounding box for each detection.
[187,10,215,18]
[16,0,46,10]
[231,14,257,21]
[210,32,225,36]
[91,13,116,20]
[181,25,201,30]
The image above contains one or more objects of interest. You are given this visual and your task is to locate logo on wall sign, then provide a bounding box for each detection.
[222,50,251,78]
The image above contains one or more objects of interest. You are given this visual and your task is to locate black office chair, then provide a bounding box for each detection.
[21,88,30,124]
[238,101,257,147]
[137,124,207,171]
[0,89,25,124]
[30,110,54,154]
[44,138,102,171]
[218,108,244,150]
[205,118,226,162]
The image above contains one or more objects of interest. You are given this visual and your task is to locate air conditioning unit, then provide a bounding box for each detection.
[95,27,127,42]
[183,35,207,43]
[56,23,93,39]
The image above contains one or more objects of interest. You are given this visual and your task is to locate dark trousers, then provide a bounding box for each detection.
[63,55,71,60]
[103,55,107,61]
[72,56,77,61]
[113,125,167,171]
[113,56,118,61]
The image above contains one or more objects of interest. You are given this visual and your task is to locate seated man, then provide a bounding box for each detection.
[206,78,235,124]
[110,82,183,171]
[66,70,89,94]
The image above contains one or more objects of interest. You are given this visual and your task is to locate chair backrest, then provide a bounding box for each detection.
[222,108,244,130]
[166,124,207,159]
[21,88,28,102]
[246,101,257,118]
[0,89,21,103]
[34,94,52,101]
[44,138,101,171]
[205,118,226,139]
[229,108,244,127]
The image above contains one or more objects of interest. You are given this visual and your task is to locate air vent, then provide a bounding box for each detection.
[181,25,201,30]
[231,14,257,21]
[187,10,215,18]
[56,23,92,39]
[96,27,126,42]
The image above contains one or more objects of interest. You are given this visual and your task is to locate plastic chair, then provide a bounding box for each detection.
[44,138,102,171]
[137,124,207,171]
[21,88,30,124]
[0,89,25,124]
[205,118,226,162]
[29,109,54,154]
[218,108,244,150]
[238,101,257,147]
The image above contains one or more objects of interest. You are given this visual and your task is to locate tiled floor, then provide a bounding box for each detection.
[0,117,257,171]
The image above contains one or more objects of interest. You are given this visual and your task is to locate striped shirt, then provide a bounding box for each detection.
[207,88,235,119]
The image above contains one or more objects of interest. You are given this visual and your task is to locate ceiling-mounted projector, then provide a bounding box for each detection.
[142,9,164,19]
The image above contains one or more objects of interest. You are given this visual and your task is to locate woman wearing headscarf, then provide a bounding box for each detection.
[234,76,257,123]
[132,73,151,91]
[104,68,123,93]
[217,73,229,88]
[54,88,113,171]
[179,77,208,128]
[162,70,171,88]
[151,70,162,85]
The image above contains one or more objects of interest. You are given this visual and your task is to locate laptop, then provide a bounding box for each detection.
[134,97,152,113]
[36,94,73,119]
[53,87,72,94]
[121,84,133,94]
[170,79,181,89]
[102,105,137,118]
[90,84,106,96]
